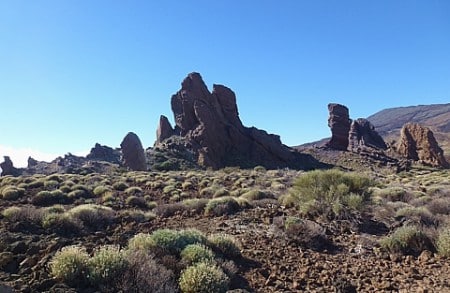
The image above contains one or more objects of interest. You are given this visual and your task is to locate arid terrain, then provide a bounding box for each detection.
[1,165,450,292]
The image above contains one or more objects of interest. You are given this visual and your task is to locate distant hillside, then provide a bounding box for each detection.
[367,103,450,160]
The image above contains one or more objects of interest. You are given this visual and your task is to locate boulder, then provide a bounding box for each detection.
[325,103,351,150]
[86,143,121,164]
[156,115,174,144]
[397,123,449,168]
[120,132,147,171]
[0,156,21,176]
[348,118,387,151]
[158,72,316,169]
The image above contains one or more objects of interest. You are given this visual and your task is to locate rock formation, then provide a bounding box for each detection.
[325,103,351,150]
[0,156,21,176]
[156,72,318,169]
[156,115,175,144]
[86,143,121,164]
[120,132,147,171]
[397,123,449,168]
[348,118,387,151]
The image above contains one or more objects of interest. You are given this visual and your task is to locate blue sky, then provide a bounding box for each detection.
[1,1,449,166]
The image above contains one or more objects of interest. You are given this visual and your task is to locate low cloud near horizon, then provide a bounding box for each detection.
[0,145,88,168]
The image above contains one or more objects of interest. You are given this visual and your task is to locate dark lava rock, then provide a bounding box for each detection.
[325,103,351,150]
[156,115,175,144]
[157,72,320,170]
[0,156,21,176]
[120,132,147,171]
[86,143,121,164]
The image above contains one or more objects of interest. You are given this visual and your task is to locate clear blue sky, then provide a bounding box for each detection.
[1,1,449,166]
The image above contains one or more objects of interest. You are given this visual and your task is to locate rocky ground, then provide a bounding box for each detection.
[0,167,449,292]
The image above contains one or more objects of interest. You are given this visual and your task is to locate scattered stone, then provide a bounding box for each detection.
[120,132,147,171]
[397,123,449,168]
[325,103,351,150]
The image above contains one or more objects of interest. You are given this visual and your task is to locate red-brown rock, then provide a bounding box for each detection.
[348,118,387,151]
[325,103,351,150]
[120,132,147,171]
[156,115,174,144]
[397,123,449,168]
[162,72,313,169]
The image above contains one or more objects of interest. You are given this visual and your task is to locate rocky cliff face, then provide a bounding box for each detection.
[0,156,21,176]
[156,72,319,169]
[325,103,351,150]
[156,115,175,144]
[86,143,121,164]
[397,123,449,168]
[348,118,387,151]
[120,132,147,171]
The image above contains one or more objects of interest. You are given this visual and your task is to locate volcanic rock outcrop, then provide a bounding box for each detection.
[348,118,387,151]
[156,115,175,144]
[397,123,449,168]
[86,143,121,164]
[156,72,316,169]
[120,132,147,171]
[0,156,21,176]
[325,103,351,150]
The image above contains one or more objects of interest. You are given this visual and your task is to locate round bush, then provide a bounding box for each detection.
[208,234,241,258]
[49,245,89,286]
[1,186,25,200]
[181,244,215,264]
[150,228,207,253]
[179,262,229,293]
[87,245,127,285]
[437,228,450,257]
[380,225,435,256]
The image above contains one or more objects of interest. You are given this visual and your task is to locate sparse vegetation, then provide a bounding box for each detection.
[179,262,230,293]
[280,169,373,219]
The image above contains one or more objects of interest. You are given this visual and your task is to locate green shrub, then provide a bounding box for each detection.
[395,206,436,226]
[125,186,143,196]
[93,186,112,197]
[240,189,273,201]
[280,169,373,219]
[127,233,155,251]
[205,197,240,216]
[41,213,83,234]
[437,228,450,257]
[68,204,115,229]
[207,234,241,258]
[181,244,215,265]
[1,186,25,200]
[87,245,127,285]
[372,187,409,202]
[179,262,229,293]
[125,195,147,208]
[2,206,43,223]
[49,245,89,286]
[32,190,68,206]
[149,228,207,253]
[380,225,435,256]
[112,181,129,191]
[211,188,229,198]
[44,180,59,189]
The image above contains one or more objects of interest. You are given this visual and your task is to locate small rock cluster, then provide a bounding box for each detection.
[326,103,387,152]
